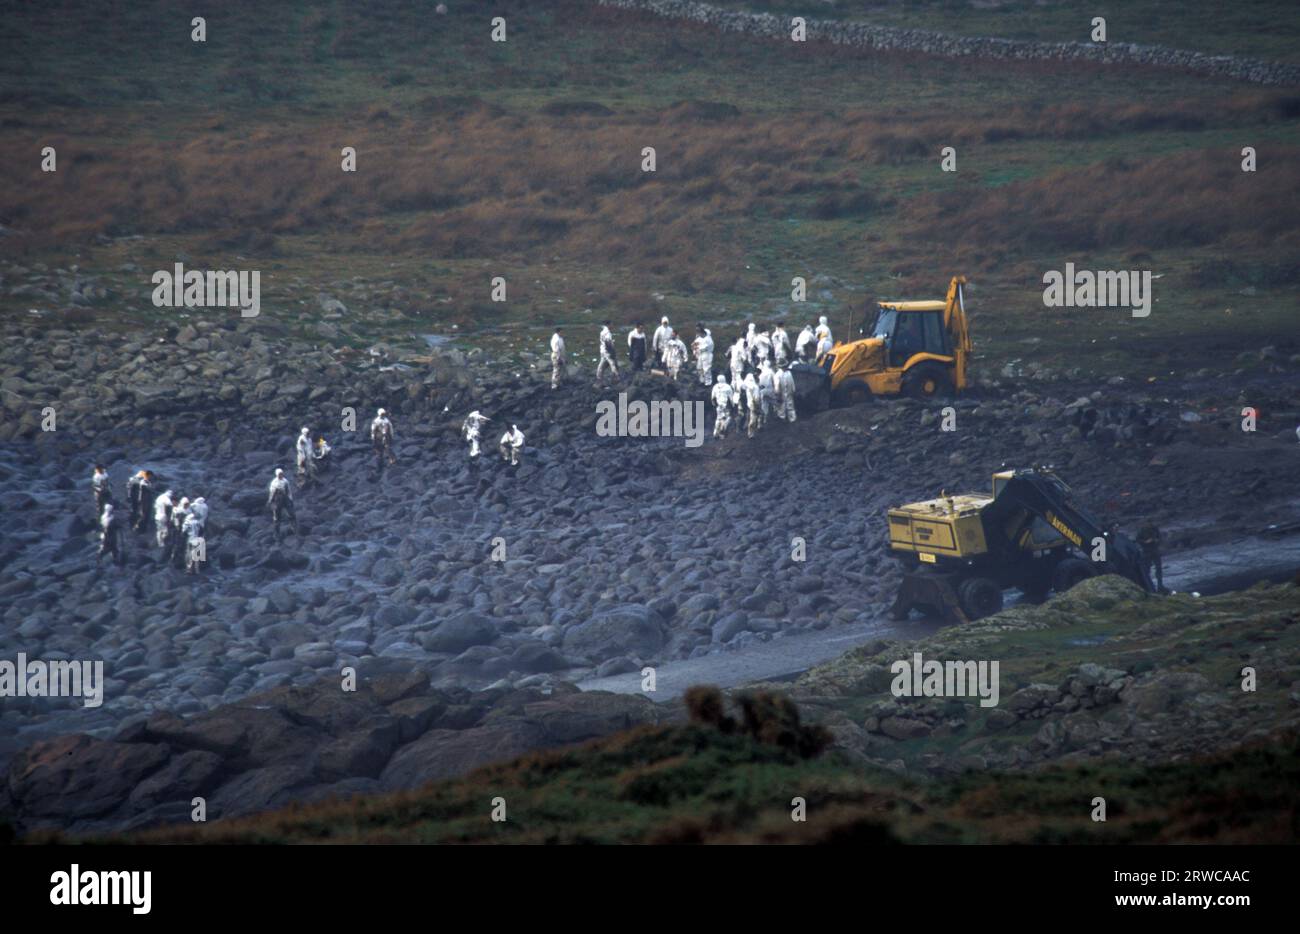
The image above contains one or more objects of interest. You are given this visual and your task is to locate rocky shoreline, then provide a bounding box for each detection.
[2,297,1299,836]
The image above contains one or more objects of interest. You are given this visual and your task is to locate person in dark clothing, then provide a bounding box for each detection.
[168,498,191,568]
[1136,522,1165,592]
[92,465,113,517]
[371,409,395,473]
[97,504,126,567]
[627,323,647,372]
[126,469,155,532]
[267,468,298,540]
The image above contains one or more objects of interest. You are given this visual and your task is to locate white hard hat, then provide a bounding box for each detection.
[661,316,669,324]
[274,468,284,478]
[716,373,726,383]
[377,408,386,417]
[301,426,309,434]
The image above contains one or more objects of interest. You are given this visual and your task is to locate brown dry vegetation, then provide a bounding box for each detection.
[3,94,1295,294]
[897,146,1300,270]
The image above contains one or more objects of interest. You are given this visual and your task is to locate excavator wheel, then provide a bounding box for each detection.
[832,378,872,408]
[957,576,1003,620]
[902,363,955,401]
[1051,557,1096,594]
[893,570,968,624]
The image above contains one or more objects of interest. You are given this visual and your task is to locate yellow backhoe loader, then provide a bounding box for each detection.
[792,275,971,412]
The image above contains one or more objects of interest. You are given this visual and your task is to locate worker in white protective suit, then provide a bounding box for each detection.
[188,496,209,529]
[597,322,620,383]
[771,322,791,367]
[693,324,714,386]
[729,336,747,388]
[775,365,797,422]
[550,328,566,389]
[651,316,671,369]
[752,329,773,369]
[499,424,525,465]
[796,324,816,362]
[183,511,206,575]
[154,489,175,549]
[758,361,776,423]
[462,410,490,459]
[711,373,733,438]
[296,426,316,488]
[743,372,762,438]
[664,330,689,381]
[816,331,833,360]
[815,315,832,346]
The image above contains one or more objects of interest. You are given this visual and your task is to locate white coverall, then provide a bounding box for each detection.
[775,367,797,422]
[743,373,762,438]
[597,326,619,381]
[651,318,671,368]
[772,327,790,367]
[500,426,525,465]
[296,428,315,484]
[693,329,714,386]
[796,326,815,361]
[729,338,747,388]
[664,336,688,380]
[758,363,776,421]
[154,490,174,548]
[462,412,489,458]
[711,375,733,438]
[550,332,566,388]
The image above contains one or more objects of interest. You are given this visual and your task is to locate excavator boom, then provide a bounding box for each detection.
[978,469,1154,592]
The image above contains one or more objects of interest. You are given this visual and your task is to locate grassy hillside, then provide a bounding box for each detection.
[36,579,1296,844]
[79,724,1297,844]
[2,0,1298,375]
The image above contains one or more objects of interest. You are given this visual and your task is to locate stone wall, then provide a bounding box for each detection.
[596,0,1300,86]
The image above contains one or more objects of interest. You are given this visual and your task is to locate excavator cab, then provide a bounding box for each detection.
[870,303,951,367]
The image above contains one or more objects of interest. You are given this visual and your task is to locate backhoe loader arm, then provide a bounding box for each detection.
[980,470,1154,591]
[943,276,971,352]
[943,275,971,387]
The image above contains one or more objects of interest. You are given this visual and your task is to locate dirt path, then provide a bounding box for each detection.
[579,529,1300,700]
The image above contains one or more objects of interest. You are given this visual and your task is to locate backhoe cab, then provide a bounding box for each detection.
[791,275,971,412]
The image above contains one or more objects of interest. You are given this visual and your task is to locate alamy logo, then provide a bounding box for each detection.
[890,652,1000,707]
[0,654,104,707]
[50,864,151,914]
[595,393,705,448]
[1042,263,1152,318]
[151,262,260,317]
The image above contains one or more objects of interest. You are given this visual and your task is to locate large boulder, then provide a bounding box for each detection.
[6,734,171,821]
[562,604,666,660]
[379,720,544,789]
[421,613,498,653]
